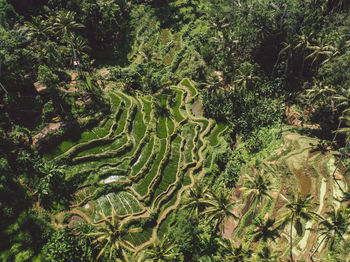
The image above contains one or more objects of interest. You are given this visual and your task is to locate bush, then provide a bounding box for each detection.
[42,230,93,262]
[42,101,56,122]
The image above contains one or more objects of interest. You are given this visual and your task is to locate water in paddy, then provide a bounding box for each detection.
[192,99,203,116]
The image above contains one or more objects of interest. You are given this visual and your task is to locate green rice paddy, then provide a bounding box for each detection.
[50,80,228,248]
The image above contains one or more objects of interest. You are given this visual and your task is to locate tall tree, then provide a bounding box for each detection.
[277,193,316,262]
[202,187,237,234]
[88,209,139,261]
[256,245,279,262]
[143,237,179,261]
[51,10,84,42]
[219,239,252,262]
[181,180,208,221]
[310,207,350,261]
[250,217,280,242]
[241,169,273,216]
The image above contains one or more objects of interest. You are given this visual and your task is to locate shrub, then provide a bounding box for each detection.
[42,230,93,262]
[42,101,56,122]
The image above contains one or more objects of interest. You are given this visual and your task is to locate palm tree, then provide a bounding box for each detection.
[336,112,350,137]
[233,62,260,94]
[306,81,336,105]
[24,15,49,44]
[219,239,252,261]
[88,209,140,261]
[310,207,350,261]
[329,137,350,192]
[51,10,85,72]
[305,37,337,66]
[51,11,84,41]
[250,217,280,242]
[202,187,237,233]
[336,189,350,208]
[181,180,208,221]
[256,245,279,262]
[241,169,273,217]
[294,32,313,76]
[277,193,316,262]
[143,237,179,261]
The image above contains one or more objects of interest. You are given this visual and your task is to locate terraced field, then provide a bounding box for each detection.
[48,79,227,250]
[228,128,349,261]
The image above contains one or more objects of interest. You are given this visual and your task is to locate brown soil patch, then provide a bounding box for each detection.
[293,167,312,196]
[34,81,48,94]
[285,106,319,129]
[32,122,64,146]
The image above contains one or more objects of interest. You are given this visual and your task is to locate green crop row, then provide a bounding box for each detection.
[152,135,182,202]
[135,138,167,195]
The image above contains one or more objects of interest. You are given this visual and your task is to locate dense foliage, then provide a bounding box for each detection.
[0,0,349,261]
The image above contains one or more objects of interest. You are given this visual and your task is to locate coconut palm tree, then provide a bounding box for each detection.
[336,113,350,137]
[233,62,260,94]
[143,237,179,261]
[336,189,350,208]
[310,207,350,261]
[51,11,84,42]
[219,239,252,261]
[88,208,140,261]
[306,81,336,105]
[202,187,237,233]
[294,32,313,76]
[50,10,85,72]
[305,38,337,66]
[181,180,208,221]
[277,193,316,262]
[256,245,279,262]
[250,217,280,242]
[24,15,50,47]
[241,169,273,217]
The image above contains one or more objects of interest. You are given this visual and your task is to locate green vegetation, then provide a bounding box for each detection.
[1,0,349,261]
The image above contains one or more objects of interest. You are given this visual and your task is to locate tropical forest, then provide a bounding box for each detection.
[0,0,349,261]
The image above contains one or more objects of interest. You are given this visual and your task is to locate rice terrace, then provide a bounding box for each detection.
[47,78,228,249]
[1,1,350,261]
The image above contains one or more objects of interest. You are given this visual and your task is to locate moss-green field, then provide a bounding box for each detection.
[50,79,228,249]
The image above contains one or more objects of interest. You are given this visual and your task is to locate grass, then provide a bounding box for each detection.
[125,227,152,247]
[160,29,171,45]
[94,192,142,220]
[152,136,181,201]
[110,93,121,111]
[209,122,227,147]
[172,89,184,122]
[156,116,167,138]
[181,78,197,96]
[135,138,167,195]
[130,136,155,176]
[76,135,128,157]
[132,102,147,143]
[142,97,152,123]
[182,123,196,163]
[156,95,168,138]
[158,213,173,237]
[49,82,229,246]
[167,118,175,135]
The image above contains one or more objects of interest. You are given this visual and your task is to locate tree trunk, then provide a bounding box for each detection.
[331,140,350,192]
[331,120,342,145]
[310,234,328,262]
[290,215,294,262]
